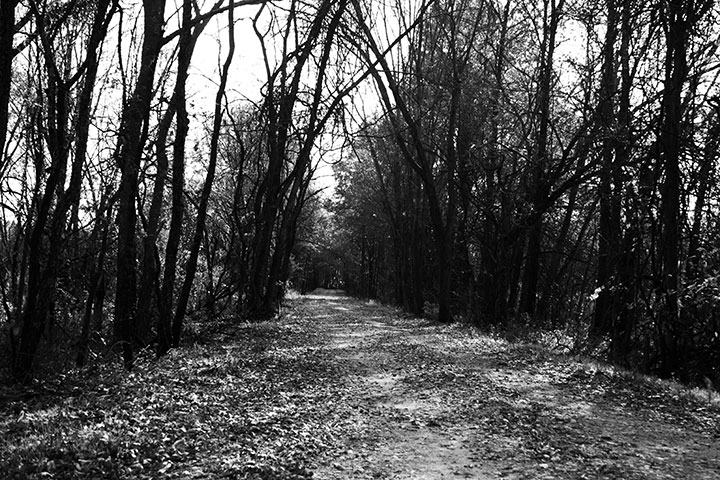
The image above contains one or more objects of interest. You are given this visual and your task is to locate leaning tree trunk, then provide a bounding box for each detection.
[264,0,348,312]
[350,0,459,323]
[247,0,335,319]
[170,4,236,349]
[157,0,193,356]
[155,0,222,353]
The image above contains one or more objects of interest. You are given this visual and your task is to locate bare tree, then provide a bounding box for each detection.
[657,0,713,375]
[349,0,489,323]
[168,1,237,353]
[12,0,117,380]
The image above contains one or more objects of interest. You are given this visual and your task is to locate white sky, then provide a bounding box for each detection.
[182,4,342,194]
[189,12,267,108]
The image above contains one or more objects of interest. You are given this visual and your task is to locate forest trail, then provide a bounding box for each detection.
[2,290,719,479]
[304,290,720,479]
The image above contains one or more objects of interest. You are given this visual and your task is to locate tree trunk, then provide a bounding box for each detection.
[246,0,339,318]
[77,207,111,367]
[170,4,235,348]
[519,215,543,320]
[268,1,347,311]
[658,0,686,376]
[13,9,72,378]
[609,0,634,366]
[137,96,174,350]
[0,0,17,166]
[350,0,461,323]
[155,1,220,353]
[157,0,194,355]
[410,184,425,317]
[687,104,719,277]
[115,0,166,369]
[656,0,713,375]
[591,0,621,340]
[518,0,562,323]
[14,0,115,379]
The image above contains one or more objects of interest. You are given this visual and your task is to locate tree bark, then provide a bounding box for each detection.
[115,0,167,369]
[155,0,222,353]
[609,0,634,366]
[0,0,18,167]
[591,0,621,340]
[518,0,562,323]
[170,3,236,349]
[657,0,712,375]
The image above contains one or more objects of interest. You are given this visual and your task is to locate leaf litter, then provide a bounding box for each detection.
[1,291,719,479]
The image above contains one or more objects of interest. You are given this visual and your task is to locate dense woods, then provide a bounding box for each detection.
[1,0,719,390]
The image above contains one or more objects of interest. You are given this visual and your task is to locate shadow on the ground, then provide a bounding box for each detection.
[1,293,718,479]
[305,294,720,480]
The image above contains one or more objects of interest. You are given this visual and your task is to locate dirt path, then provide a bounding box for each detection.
[302,290,720,479]
[2,290,719,479]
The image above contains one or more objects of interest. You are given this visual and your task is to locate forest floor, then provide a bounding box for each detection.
[1,290,720,479]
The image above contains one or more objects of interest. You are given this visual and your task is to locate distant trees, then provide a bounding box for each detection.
[333,132,425,307]
[348,0,488,323]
